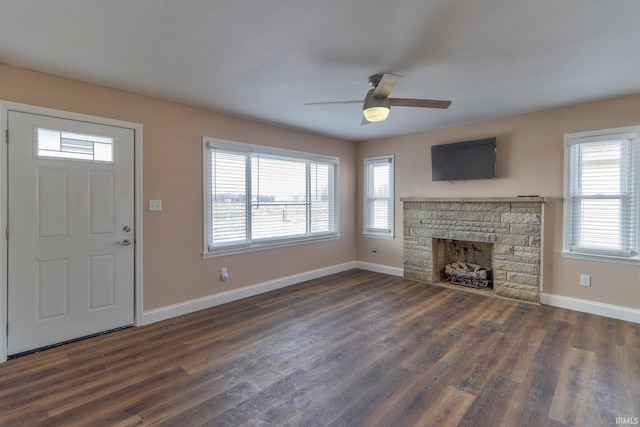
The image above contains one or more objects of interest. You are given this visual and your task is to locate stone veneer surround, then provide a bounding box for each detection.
[402,197,545,303]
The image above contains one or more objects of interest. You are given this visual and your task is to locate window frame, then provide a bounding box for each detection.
[202,137,340,257]
[562,126,640,265]
[363,155,395,239]
[35,126,115,164]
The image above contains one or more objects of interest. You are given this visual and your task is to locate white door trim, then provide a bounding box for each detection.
[0,101,144,363]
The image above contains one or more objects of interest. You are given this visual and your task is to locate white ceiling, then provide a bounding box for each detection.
[1,1,640,141]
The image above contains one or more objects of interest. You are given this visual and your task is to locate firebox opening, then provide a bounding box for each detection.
[433,239,493,290]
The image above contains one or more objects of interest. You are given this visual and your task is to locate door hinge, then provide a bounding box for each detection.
[5,129,8,144]
[5,226,8,240]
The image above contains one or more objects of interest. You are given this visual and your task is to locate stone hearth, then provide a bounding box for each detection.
[402,197,545,303]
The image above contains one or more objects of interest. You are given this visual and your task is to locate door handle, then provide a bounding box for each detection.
[115,239,132,246]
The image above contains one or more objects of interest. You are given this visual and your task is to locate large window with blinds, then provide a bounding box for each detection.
[363,155,394,239]
[203,137,339,255]
[563,126,639,264]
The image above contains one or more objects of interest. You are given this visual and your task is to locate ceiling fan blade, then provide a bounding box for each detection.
[304,100,362,106]
[389,98,452,109]
[372,73,402,99]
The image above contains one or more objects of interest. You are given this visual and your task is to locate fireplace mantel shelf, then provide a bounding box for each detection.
[400,196,546,203]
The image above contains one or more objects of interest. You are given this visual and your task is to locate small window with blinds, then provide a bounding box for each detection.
[203,137,339,256]
[363,155,394,239]
[563,126,639,264]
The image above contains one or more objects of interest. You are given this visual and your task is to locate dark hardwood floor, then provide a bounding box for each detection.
[1,269,638,426]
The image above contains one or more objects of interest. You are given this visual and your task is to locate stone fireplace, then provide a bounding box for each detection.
[401,197,545,303]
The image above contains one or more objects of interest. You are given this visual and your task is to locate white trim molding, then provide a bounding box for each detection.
[356,261,404,277]
[541,293,640,324]
[140,262,357,325]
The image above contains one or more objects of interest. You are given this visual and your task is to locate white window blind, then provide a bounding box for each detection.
[310,162,336,234]
[204,138,339,254]
[209,149,248,245]
[564,127,639,263]
[364,155,394,238]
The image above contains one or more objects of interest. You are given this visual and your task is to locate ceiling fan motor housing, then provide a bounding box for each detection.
[364,89,390,108]
[368,74,384,88]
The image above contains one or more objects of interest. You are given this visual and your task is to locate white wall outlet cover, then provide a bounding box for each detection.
[580,274,591,287]
[148,199,162,211]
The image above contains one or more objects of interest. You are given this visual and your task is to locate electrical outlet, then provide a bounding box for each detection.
[220,267,229,282]
[580,274,591,287]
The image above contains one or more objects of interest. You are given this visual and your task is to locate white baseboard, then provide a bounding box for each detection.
[140,261,357,325]
[540,293,640,324]
[356,261,404,277]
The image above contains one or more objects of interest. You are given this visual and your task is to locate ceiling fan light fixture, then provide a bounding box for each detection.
[363,106,390,122]
[362,90,390,122]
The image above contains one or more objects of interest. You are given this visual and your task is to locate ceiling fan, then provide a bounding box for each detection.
[305,73,452,125]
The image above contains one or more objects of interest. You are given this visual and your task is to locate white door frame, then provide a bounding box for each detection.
[0,101,144,363]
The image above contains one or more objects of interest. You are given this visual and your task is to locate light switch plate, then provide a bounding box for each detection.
[148,199,162,211]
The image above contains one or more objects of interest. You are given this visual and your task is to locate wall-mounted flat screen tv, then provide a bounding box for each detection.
[431,137,497,181]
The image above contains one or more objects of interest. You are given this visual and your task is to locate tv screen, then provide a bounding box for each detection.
[431,137,497,181]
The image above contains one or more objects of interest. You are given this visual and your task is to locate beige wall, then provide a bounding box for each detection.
[357,94,640,310]
[0,64,357,311]
[2,62,639,313]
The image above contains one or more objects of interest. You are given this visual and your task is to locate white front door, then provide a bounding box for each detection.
[7,111,135,355]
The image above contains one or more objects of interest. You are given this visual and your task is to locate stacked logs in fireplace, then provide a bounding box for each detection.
[445,262,492,289]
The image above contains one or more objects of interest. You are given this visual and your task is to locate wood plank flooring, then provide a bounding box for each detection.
[1,269,638,426]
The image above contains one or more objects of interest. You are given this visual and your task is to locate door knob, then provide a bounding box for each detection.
[115,239,132,246]
[123,226,131,232]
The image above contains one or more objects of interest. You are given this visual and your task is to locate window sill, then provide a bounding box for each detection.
[203,233,341,258]
[363,232,395,240]
[562,250,640,266]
